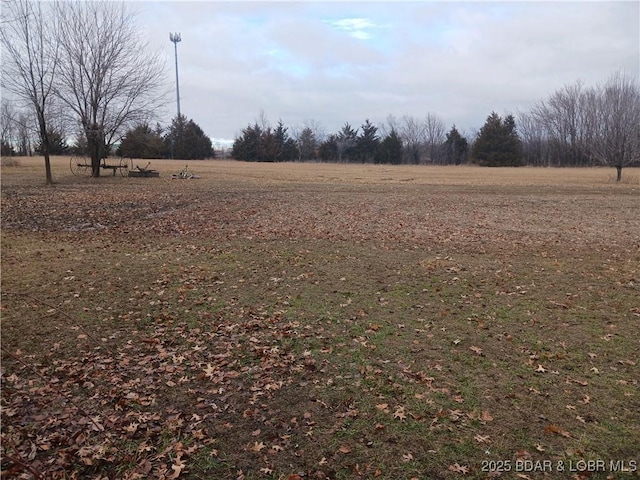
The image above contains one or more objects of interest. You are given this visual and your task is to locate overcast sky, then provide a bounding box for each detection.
[133,1,639,146]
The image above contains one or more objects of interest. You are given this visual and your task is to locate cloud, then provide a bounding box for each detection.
[134,1,639,142]
[326,17,377,40]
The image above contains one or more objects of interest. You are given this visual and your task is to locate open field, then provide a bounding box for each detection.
[2,157,639,479]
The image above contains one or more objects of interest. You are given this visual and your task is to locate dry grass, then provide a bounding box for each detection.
[5,155,640,186]
[2,157,639,480]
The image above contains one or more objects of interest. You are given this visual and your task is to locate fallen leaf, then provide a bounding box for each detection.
[251,441,265,452]
[481,410,494,422]
[470,346,483,356]
[448,463,469,474]
[393,406,406,420]
[167,455,185,479]
[544,424,571,437]
[203,363,215,378]
[338,445,352,454]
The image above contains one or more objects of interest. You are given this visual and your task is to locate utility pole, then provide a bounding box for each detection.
[169,32,181,117]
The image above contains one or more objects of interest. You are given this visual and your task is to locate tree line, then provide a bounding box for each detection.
[2,0,638,182]
[231,115,471,165]
[517,73,640,180]
[230,73,639,180]
[1,107,213,161]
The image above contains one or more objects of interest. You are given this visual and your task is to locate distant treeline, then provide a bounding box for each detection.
[3,72,638,179]
[229,73,639,177]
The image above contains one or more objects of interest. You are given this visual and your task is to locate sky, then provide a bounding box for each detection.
[132,1,640,147]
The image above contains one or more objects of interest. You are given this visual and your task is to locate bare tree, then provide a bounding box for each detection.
[517,110,551,167]
[54,1,167,176]
[1,0,60,183]
[398,115,425,164]
[1,99,16,155]
[15,111,35,156]
[378,114,399,138]
[587,73,640,181]
[256,109,271,131]
[423,113,446,164]
[530,80,590,167]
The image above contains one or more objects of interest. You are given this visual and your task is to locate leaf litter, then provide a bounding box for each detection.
[2,163,639,478]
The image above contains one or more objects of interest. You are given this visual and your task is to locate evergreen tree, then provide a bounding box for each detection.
[259,127,278,162]
[232,120,296,162]
[165,115,214,160]
[117,123,165,159]
[1,141,16,157]
[502,114,523,165]
[318,134,339,162]
[232,123,262,161]
[355,119,380,163]
[375,128,403,164]
[472,112,523,166]
[444,126,468,165]
[36,128,68,155]
[272,120,297,162]
[297,127,317,161]
[337,123,358,162]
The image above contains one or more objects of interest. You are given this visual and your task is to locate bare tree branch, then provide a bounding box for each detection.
[1,0,59,183]
[54,1,168,176]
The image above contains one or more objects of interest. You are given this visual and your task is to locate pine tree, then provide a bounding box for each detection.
[472,112,523,166]
[117,123,165,159]
[356,119,380,163]
[272,120,297,162]
[232,123,262,161]
[444,126,468,165]
[375,128,403,164]
[165,115,214,160]
[318,134,339,162]
[297,127,317,161]
[337,123,358,162]
[36,129,69,156]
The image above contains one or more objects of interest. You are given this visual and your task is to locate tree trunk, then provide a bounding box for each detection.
[44,153,53,184]
[616,165,622,182]
[38,117,53,184]
[87,126,102,177]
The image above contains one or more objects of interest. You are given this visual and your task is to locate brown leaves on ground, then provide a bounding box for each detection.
[2,161,639,479]
[1,300,311,478]
[448,463,470,474]
[544,423,572,438]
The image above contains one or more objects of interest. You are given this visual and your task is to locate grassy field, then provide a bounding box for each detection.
[2,157,639,479]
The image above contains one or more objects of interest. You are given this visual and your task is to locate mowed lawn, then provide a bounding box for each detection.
[1,157,639,479]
